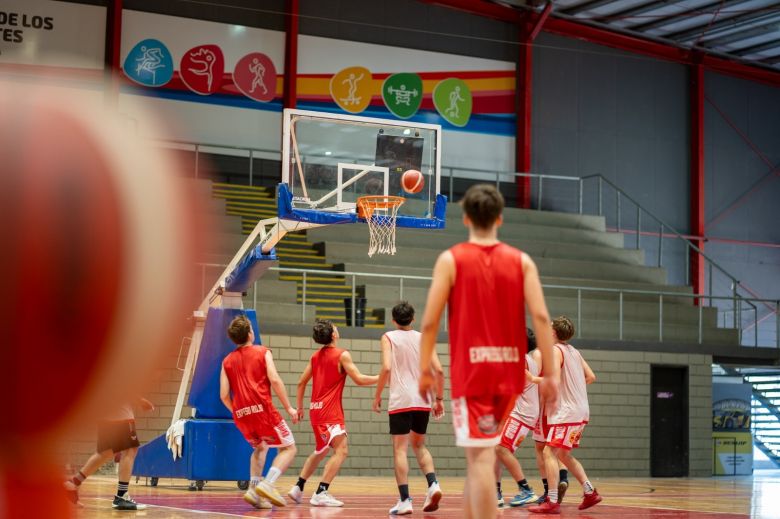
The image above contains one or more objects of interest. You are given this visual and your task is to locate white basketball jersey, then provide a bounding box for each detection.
[510,353,540,427]
[547,343,590,424]
[386,329,431,414]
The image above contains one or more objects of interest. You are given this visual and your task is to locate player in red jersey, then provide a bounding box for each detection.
[529,316,600,514]
[419,184,559,519]
[220,315,298,509]
[288,319,379,507]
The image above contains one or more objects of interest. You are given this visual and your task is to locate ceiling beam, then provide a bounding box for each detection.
[733,37,780,56]
[698,22,780,47]
[631,0,751,32]
[561,0,616,15]
[665,4,780,43]
[598,0,673,24]
[417,0,522,22]
[760,54,780,64]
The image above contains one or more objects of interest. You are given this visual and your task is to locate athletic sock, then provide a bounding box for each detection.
[399,484,410,501]
[116,481,129,498]
[265,467,282,485]
[316,482,330,495]
[496,481,502,494]
[583,480,594,494]
[518,479,531,492]
[250,476,261,488]
[542,478,549,495]
[296,477,306,491]
[548,489,558,503]
[71,471,86,487]
[559,469,568,483]
[425,472,437,487]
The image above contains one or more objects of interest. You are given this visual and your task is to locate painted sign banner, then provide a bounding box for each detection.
[433,78,472,127]
[123,38,173,87]
[234,52,276,102]
[330,66,372,114]
[712,383,753,475]
[382,73,422,119]
[179,44,224,95]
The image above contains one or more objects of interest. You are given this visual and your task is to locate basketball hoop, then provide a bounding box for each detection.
[357,196,405,257]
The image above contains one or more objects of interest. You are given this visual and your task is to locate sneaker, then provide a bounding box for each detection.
[557,480,568,504]
[509,488,538,507]
[287,485,303,504]
[535,492,548,505]
[310,491,344,507]
[390,498,413,515]
[423,482,442,512]
[578,489,602,510]
[63,481,82,507]
[254,480,286,507]
[112,494,147,511]
[243,490,274,511]
[497,489,505,508]
[528,497,560,514]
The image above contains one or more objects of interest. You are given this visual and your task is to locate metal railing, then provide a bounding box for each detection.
[196,263,780,348]
[157,137,776,345]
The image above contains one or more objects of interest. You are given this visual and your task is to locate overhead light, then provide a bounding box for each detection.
[232,25,246,34]
[325,151,332,156]
[403,129,411,135]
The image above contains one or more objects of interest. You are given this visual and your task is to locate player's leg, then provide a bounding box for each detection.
[496,441,537,507]
[310,433,347,507]
[288,448,327,504]
[410,430,441,512]
[64,448,114,504]
[254,442,296,507]
[553,440,601,510]
[533,441,548,502]
[390,434,413,514]
[528,443,561,514]
[464,446,497,519]
[243,443,274,509]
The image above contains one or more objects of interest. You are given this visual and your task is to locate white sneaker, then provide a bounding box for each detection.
[287,485,303,504]
[390,498,413,515]
[254,480,286,507]
[310,491,344,507]
[423,481,442,512]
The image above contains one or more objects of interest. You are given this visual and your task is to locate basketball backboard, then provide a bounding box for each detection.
[279,109,445,229]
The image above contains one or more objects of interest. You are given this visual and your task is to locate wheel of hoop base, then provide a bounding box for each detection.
[356,195,405,220]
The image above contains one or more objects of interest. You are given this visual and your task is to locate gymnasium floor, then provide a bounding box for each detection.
[76,472,780,518]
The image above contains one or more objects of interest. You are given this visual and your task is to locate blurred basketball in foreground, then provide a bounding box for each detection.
[0,83,209,517]
[401,169,424,194]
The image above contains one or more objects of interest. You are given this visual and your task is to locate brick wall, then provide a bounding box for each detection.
[66,334,713,478]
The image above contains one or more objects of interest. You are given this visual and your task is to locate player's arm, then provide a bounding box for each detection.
[430,349,446,419]
[373,335,392,412]
[582,357,597,385]
[296,359,313,421]
[526,370,542,385]
[522,253,559,405]
[341,351,378,386]
[419,251,455,398]
[219,364,232,412]
[266,350,298,423]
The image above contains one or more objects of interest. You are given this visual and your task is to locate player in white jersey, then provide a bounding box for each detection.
[530,316,601,514]
[495,328,541,508]
[373,302,445,515]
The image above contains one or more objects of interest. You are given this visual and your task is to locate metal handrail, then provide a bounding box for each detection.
[195,263,779,348]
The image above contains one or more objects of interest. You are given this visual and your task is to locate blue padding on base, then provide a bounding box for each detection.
[277,183,447,229]
[187,308,261,419]
[224,245,278,293]
[132,420,277,481]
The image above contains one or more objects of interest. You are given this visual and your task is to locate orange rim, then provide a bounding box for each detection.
[357,195,405,219]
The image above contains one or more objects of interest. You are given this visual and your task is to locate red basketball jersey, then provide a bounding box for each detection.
[309,346,347,424]
[448,242,527,398]
[222,345,282,423]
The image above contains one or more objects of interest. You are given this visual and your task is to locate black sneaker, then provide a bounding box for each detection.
[558,480,568,504]
[112,494,148,511]
[535,492,548,505]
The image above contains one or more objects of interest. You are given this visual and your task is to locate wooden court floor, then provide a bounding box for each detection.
[75,471,780,518]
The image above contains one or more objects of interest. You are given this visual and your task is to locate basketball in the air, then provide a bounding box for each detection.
[401,169,424,194]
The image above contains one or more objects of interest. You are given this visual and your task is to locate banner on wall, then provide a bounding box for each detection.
[330,66,372,114]
[0,0,106,69]
[433,78,472,127]
[382,73,422,119]
[712,383,753,475]
[180,44,224,95]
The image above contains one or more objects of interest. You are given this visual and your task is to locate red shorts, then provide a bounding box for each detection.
[532,412,547,443]
[235,414,295,449]
[312,423,347,454]
[499,415,535,453]
[545,422,587,450]
[451,394,516,448]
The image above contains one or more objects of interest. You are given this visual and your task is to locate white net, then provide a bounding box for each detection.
[357,196,405,257]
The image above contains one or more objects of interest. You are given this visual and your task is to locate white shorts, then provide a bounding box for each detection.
[498,415,535,453]
[451,394,516,448]
[545,422,586,450]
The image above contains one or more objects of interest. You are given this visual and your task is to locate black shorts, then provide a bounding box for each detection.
[389,410,430,436]
[97,420,140,454]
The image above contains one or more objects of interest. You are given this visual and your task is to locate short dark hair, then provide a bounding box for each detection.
[552,315,575,342]
[526,328,537,352]
[462,184,504,230]
[392,301,415,326]
[228,315,251,345]
[312,319,334,345]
